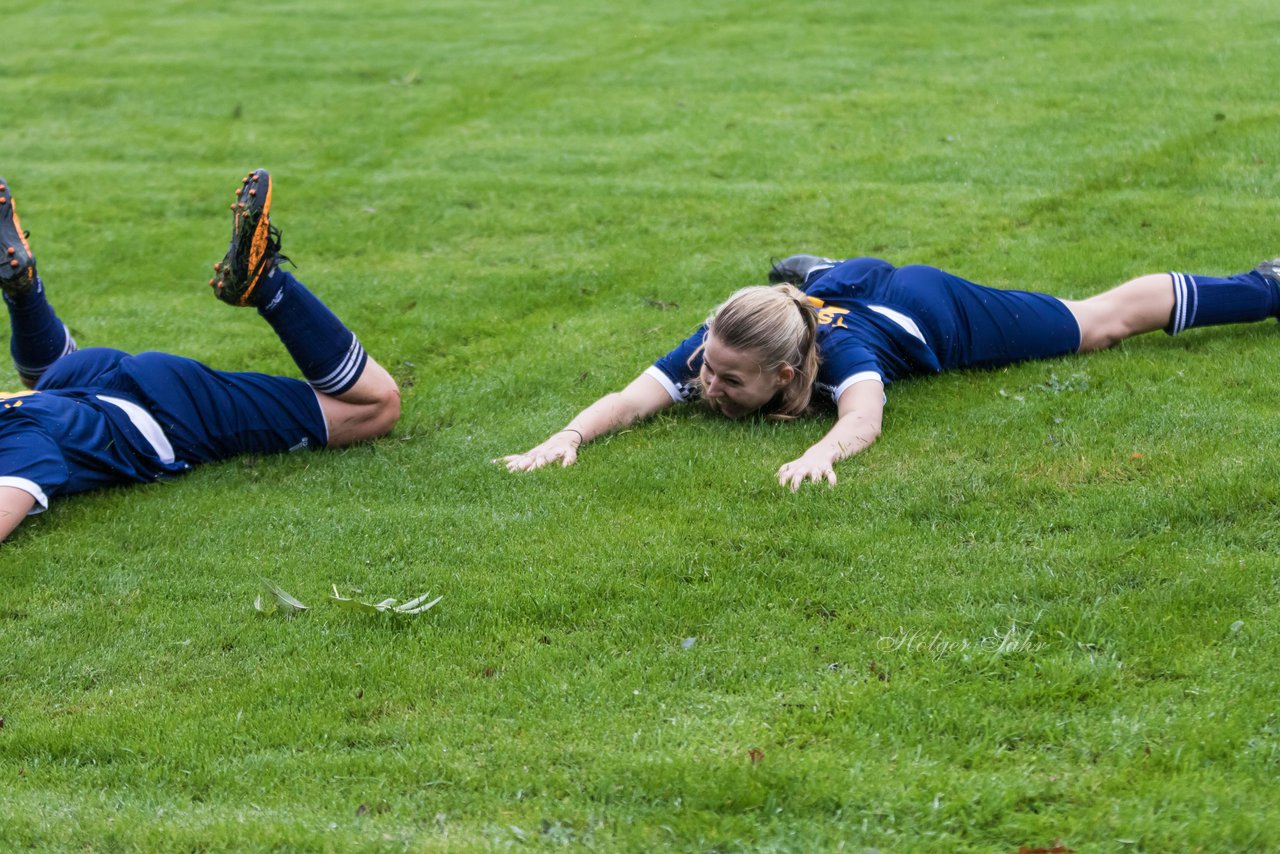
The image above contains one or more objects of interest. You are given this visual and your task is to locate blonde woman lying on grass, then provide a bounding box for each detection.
[504,252,1280,490]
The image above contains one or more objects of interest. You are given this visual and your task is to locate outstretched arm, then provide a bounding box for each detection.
[777,380,885,491]
[502,372,677,472]
[0,486,37,543]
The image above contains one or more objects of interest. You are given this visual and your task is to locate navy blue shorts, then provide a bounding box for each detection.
[36,348,328,463]
[876,265,1082,371]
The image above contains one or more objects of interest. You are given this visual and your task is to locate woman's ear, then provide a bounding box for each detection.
[775,364,796,387]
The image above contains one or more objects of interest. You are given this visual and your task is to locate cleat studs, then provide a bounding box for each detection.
[0,197,6,204]
[249,189,256,196]
[5,247,13,256]
[9,259,18,268]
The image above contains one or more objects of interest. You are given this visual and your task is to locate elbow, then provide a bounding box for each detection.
[604,390,646,426]
[861,423,882,453]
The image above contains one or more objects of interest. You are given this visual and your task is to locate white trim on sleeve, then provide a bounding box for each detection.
[0,476,49,514]
[643,365,686,402]
[832,371,884,402]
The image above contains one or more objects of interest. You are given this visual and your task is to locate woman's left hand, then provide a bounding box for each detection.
[776,379,885,492]
[777,451,838,492]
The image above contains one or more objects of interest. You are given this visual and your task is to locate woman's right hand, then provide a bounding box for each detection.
[499,431,582,472]
[499,373,676,474]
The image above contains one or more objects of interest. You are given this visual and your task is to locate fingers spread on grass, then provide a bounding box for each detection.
[499,447,576,472]
[777,461,837,492]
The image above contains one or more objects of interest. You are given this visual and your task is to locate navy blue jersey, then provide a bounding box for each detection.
[648,257,1081,404]
[2,347,326,513]
[0,387,188,510]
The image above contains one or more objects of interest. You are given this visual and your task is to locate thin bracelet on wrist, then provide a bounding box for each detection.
[560,428,584,444]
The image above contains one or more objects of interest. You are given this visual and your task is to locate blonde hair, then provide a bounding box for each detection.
[693,283,820,420]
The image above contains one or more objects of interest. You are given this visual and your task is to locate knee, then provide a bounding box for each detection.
[365,378,402,439]
[319,361,403,446]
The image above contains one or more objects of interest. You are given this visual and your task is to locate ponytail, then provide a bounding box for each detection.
[697,283,820,420]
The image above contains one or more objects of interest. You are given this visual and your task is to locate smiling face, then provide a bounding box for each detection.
[699,334,796,419]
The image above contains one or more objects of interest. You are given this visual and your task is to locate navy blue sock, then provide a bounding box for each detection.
[256,268,367,395]
[4,274,77,383]
[1166,270,1280,336]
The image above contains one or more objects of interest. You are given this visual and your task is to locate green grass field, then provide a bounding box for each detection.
[3,0,1280,850]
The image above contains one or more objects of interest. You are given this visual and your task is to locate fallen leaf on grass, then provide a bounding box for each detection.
[330,586,442,615]
[253,579,309,615]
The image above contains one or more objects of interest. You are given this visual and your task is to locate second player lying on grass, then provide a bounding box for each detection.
[0,169,401,542]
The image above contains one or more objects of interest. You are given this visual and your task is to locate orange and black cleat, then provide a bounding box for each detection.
[0,177,36,298]
[210,168,286,306]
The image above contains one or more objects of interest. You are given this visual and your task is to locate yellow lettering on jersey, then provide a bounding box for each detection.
[0,389,38,407]
[816,305,849,329]
[807,296,849,328]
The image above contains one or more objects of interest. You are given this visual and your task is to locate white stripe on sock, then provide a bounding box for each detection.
[1171,272,1187,335]
[13,325,77,379]
[311,338,366,394]
[311,337,360,389]
[1183,274,1198,330]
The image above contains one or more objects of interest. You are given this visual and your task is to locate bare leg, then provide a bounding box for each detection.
[315,357,401,447]
[1062,274,1175,352]
[1065,264,1280,352]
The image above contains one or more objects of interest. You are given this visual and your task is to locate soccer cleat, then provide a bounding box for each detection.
[1255,258,1280,284]
[767,254,836,286]
[0,176,36,297]
[210,168,285,306]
